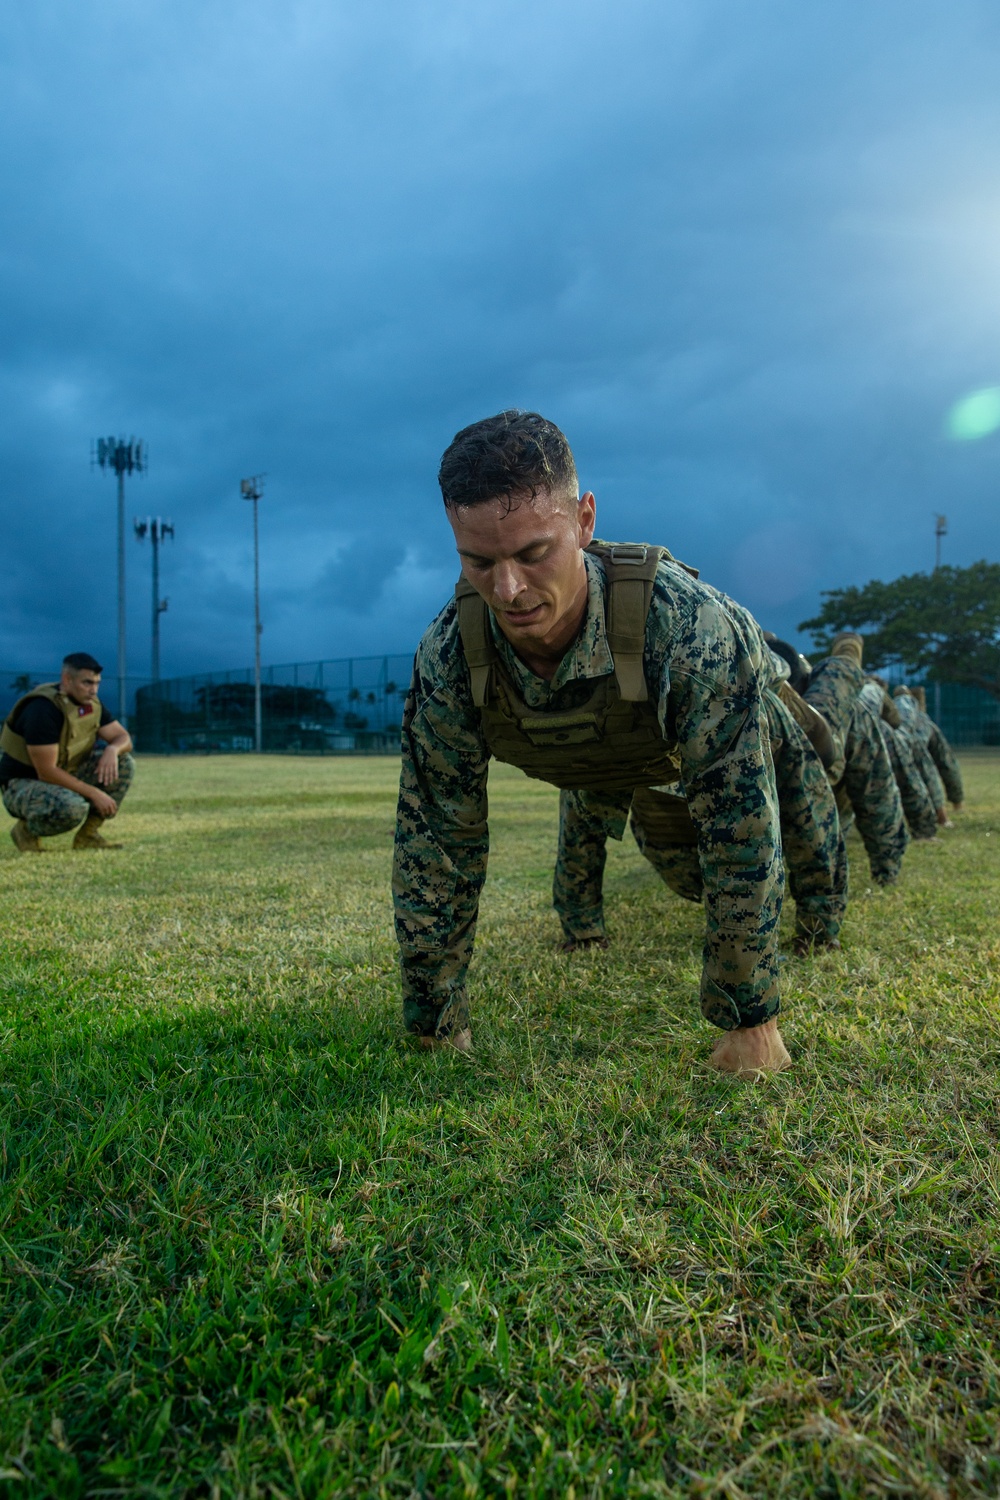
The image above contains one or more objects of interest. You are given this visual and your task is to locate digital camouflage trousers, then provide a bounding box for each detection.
[2,750,135,837]
[910,734,946,814]
[882,723,938,840]
[835,705,908,885]
[804,655,908,886]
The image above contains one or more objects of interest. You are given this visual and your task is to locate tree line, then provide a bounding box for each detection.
[801,560,1000,701]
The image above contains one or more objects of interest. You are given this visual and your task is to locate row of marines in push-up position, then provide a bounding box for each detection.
[0,410,965,1078]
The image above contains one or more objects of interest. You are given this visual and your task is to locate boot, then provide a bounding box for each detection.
[831,632,864,668]
[10,820,43,854]
[73,814,123,850]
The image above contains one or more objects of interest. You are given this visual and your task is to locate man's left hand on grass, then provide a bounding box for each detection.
[709,1017,791,1077]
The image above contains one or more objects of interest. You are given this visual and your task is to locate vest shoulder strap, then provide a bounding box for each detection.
[454,577,496,708]
[586,542,665,703]
[454,539,701,709]
[0,684,65,764]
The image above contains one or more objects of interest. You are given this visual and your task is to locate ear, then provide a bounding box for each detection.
[577,491,596,548]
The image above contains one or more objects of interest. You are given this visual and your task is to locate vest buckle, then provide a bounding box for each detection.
[607,544,648,565]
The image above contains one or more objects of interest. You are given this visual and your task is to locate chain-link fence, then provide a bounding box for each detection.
[0,672,149,725]
[132,655,414,754]
[124,667,1000,753]
[918,681,1000,745]
[3,661,998,754]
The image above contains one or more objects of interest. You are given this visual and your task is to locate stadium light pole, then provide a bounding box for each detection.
[134,518,174,681]
[240,475,265,753]
[934,513,947,571]
[933,514,948,722]
[93,436,146,724]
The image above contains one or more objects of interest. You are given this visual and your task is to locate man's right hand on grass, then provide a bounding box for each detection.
[88,788,118,819]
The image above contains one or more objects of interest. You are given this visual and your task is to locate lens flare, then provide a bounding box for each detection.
[946,386,1000,440]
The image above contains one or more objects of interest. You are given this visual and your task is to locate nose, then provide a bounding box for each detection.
[492,561,525,605]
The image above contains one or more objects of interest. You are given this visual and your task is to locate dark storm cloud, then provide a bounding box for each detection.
[2,0,1000,694]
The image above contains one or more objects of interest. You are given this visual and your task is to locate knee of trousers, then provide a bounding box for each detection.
[639,843,704,903]
[24,790,90,835]
[112,752,136,792]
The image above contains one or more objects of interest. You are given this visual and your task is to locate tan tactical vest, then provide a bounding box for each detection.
[455,541,694,794]
[776,679,840,775]
[0,683,103,773]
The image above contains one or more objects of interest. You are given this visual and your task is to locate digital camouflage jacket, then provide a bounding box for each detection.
[393,550,784,1040]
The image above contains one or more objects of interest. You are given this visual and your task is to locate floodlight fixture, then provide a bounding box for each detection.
[934,513,947,571]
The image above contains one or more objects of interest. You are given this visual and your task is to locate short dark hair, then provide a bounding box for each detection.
[63,652,102,674]
[438,410,578,510]
[768,637,809,695]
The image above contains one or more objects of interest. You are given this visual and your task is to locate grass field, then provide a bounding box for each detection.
[0,752,998,1499]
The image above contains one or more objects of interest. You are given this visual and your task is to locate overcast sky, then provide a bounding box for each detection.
[3,0,1000,698]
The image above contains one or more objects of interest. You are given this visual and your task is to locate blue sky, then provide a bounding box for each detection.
[3,0,1000,692]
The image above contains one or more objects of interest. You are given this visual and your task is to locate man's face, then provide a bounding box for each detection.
[62,669,101,705]
[448,487,596,656]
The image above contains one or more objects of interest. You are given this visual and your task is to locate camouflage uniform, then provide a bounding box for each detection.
[801,654,864,763]
[894,696,946,814]
[394,551,784,1039]
[554,682,846,946]
[803,655,907,885]
[926,718,964,806]
[2,750,134,836]
[839,698,908,884]
[859,684,937,841]
[896,693,963,808]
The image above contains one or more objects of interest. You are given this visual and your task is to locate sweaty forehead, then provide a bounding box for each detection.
[449,489,577,555]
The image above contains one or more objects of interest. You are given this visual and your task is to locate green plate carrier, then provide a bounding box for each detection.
[455,540,691,794]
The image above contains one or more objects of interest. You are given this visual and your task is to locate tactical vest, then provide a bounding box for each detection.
[0,683,103,773]
[455,541,695,794]
[776,679,840,775]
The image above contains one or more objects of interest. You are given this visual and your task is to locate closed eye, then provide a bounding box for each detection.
[460,542,553,569]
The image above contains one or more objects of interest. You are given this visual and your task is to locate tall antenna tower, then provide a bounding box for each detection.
[240,474,266,753]
[93,435,146,723]
[934,513,947,570]
[134,518,174,681]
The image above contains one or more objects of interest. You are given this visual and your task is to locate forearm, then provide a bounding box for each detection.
[686,727,783,1029]
[393,824,487,1011]
[392,702,489,1031]
[697,837,783,1029]
[102,728,133,754]
[35,764,99,799]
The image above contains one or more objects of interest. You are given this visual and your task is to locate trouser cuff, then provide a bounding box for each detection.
[403,993,471,1040]
[699,976,780,1031]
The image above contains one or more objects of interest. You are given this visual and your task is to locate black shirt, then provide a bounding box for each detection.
[0,698,114,786]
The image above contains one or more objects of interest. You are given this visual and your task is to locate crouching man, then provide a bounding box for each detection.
[1,652,134,852]
[393,411,790,1076]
